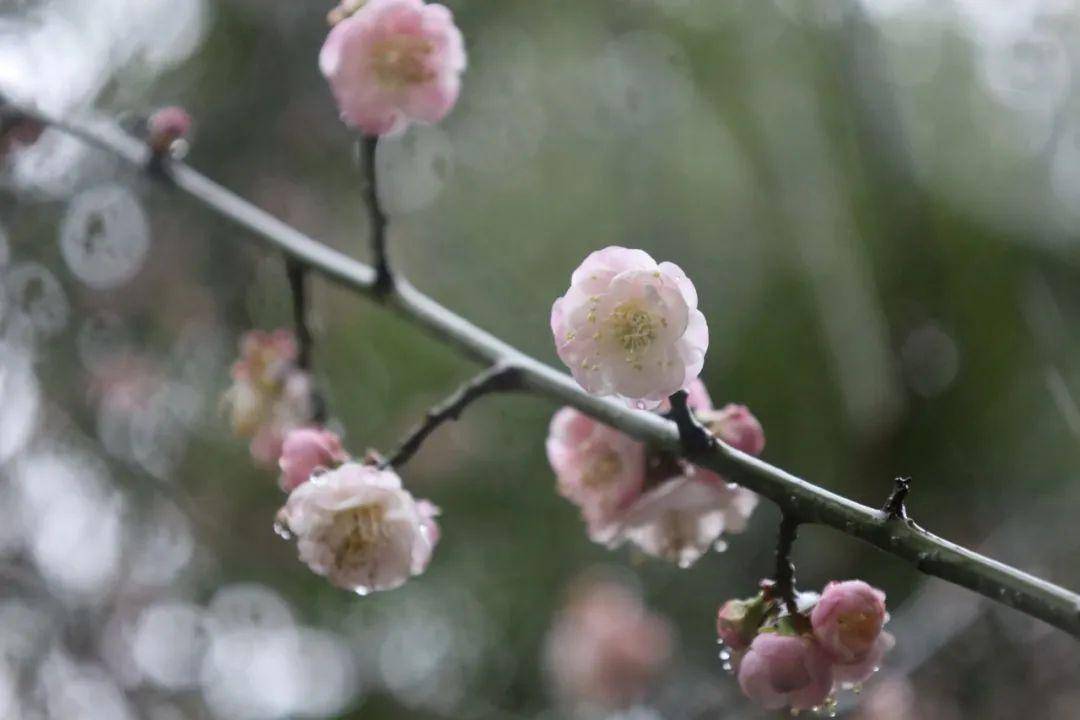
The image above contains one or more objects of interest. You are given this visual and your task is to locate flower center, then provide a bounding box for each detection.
[371,35,435,87]
[331,504,386,568]
[607,300,661,365]
[836,611,878,647]
[581,449,622,489]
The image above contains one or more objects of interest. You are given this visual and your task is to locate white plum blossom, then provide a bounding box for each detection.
[601,465,759,568]
[277,462,439,594]
[551,246,708,408]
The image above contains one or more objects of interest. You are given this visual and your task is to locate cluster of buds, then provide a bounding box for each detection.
[717,580,894,713]
[547,377,764,567]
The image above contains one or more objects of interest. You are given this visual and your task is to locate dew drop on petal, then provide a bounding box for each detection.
[59,184,150,290]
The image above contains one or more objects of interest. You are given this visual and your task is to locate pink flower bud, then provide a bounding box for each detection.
[737,633,834,711]
[833,631,894,688]
[551,246,709,408]
[716,596,765,651]
[319,0,467,136]
[278,427,350,492]
[811,580,889,665]
[147,106,191,155]
[701,403,765,456]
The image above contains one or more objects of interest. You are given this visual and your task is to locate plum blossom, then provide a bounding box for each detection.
[811,580,889,664]
[551,247,708,408]
[546,407,646,535]
[319,0,467,136]
[737,633,834,712]
[602,466,758,567]
[277,462,439,594]
[832,631,895,688]
[545,578,672,710]
[545,379,763,567]
[222,330,316,466]
[701,404,765,456]
[278,427,350,492]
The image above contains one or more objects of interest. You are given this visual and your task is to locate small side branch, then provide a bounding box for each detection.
[361,136,392,293]
[773,513,801,616]
[383,364,523,469]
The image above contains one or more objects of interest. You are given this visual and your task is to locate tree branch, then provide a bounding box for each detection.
[360,135,392,293]
[17,107,1080,640]
[383,364,522,469]
[773,513,801,617]
[286,258,314,371]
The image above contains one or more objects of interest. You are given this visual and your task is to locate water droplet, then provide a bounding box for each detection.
[6,262,68,338]
[374,125,453,215]
[60,184,150,290]
[273,520,291,540]
[719,650,731,661]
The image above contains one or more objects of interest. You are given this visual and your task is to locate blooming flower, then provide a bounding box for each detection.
[737,633,834,712]
[551,246,708,408]
[811,580,889,664]
[546,407,646,535]
[319,0,467,136]
[545,578,672,710]
[277,462,438,594]
[545,378,764,566]
[602,466,758,567]
[278,427,350,492]
[222,330,316,467]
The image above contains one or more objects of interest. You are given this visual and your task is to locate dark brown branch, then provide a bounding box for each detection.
[666,389,716,454]
[882,476,912,522]
[774,513,801,616]
[286,258,314,371]
[360,136,392,294]
[383,364,522,469]
[19,107,1080,640]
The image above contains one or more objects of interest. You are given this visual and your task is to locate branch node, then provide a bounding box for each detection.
[665,390,716,455]
[882,476,912,522]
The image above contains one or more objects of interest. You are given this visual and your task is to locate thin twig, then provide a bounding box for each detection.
[18,107,1080,640]
[360,135,392,293]
[774,513,801,616]
[286,258,314,370]
[383,364,522,468]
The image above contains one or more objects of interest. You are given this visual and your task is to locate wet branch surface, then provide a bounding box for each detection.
[18,105,1080,640]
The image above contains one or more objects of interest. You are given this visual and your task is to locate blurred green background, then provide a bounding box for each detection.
[2,0,1080,718]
